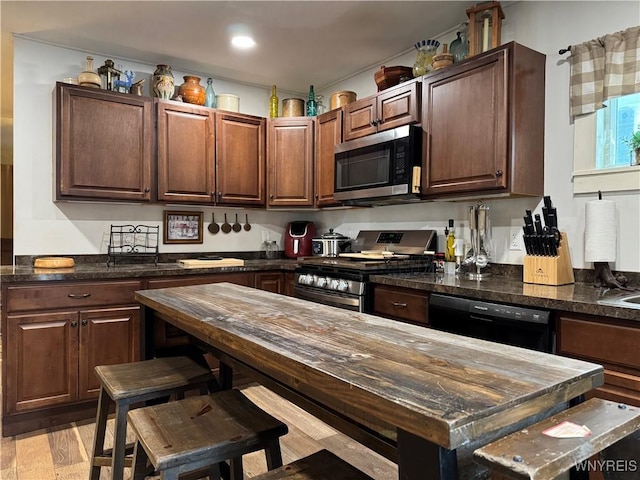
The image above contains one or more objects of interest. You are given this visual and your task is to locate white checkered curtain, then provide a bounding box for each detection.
[568,25,640,118]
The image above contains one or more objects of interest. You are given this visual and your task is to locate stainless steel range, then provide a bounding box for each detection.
[294,230,437,312]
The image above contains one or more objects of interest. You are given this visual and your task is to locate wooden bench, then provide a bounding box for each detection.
[473,398,640,480]
[252,449,373,479]
[90,356,214,480]
[127,389,288,480]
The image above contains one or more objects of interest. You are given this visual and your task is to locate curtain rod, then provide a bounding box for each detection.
[559,46,571,55]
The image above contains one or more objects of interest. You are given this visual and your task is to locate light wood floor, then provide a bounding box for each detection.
[0,351,397,480]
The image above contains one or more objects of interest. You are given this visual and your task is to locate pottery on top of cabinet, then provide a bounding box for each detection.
[77,56,101,88]
[178,75,206,105]
[152,64,175,100]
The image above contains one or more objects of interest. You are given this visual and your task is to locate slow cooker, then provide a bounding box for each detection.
[312,229,352,257]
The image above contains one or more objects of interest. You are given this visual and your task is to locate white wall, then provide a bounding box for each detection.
[12,1,640,272]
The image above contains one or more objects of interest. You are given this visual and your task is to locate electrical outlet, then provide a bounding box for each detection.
[509,230,522,251]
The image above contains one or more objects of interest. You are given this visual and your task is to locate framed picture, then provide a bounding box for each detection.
[163,211,203,244]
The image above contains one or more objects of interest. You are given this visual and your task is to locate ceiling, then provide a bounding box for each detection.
[1,1,475,101]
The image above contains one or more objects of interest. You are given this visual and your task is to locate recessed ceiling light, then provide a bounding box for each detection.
[231,35,256,49]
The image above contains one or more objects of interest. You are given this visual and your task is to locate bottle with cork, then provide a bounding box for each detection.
[269,85,279,118]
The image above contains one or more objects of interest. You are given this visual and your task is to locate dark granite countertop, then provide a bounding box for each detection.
[0,259,299,283]
[2,257,638,322]
[369,273,640,321]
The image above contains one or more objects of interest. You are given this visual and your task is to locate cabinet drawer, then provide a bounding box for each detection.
[373,285,428,325]
[5,280,143,313]
[558,316,640,370]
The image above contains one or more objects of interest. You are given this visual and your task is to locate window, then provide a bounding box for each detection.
[573,92,640,195]
[595,92,640,169]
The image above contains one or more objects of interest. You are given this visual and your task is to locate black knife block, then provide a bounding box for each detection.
[523,232,575,286]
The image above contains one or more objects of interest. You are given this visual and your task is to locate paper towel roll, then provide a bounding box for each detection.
[584,200,616,262]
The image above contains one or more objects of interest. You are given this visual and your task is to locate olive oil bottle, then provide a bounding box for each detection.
[445,219,456,262]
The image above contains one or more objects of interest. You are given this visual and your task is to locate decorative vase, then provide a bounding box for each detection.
[178,76,206,105]
[635,149,640,166]
[450,23,470,63]
[152,64,175,100]
[77,56,101,88]
[412,40,440,77]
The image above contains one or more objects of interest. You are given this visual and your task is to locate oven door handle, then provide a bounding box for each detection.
[295,288,361,309]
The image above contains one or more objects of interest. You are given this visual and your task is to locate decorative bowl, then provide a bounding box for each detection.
[374,65,414,91]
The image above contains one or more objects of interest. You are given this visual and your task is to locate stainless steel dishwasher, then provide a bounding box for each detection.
[428,293,554,353]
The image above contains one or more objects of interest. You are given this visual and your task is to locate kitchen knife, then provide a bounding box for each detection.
[534,214,545,255]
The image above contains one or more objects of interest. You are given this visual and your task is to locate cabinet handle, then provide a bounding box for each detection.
[391,302,407,308]
[270,194,274,200]
[210,192,216,197]
[218,192,222,198]
[370,121,377,127]
[81,319,88,326]
[68,293,91,299]
[496,170,503,177]
[71,321,78,327]
[143,187,150,193]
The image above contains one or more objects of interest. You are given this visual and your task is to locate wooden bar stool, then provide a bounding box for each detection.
[127,389,289,480]
[252,449,374,479]
[90,356,214,480]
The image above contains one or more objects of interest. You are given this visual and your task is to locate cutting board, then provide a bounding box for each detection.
[34,256,75,268]
[339,253,409,260]
[178,258,245,268]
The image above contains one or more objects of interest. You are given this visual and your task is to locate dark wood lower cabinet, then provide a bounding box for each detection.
[2,280,142,436]
[372,284,429,326]
[557,312,640,407]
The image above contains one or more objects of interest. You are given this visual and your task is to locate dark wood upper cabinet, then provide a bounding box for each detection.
[314,109,343,207]
[55,83,153,201]
[267,117,315,208]
[156,101,215,204]
[421,42,545,199]
[344,80,420,141]
[216,112,266,206]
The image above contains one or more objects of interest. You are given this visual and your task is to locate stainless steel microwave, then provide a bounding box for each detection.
[334,125,422,205]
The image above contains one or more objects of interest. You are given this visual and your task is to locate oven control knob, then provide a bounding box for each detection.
[337,279,349,292]
[315,276,328,288]
[329,278,340,290]
[298,274,308,285]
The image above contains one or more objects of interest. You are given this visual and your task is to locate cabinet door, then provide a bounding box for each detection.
[78,307,141,400]
[421,49,508,196]
[376,81,420,133]
[267,118,314,207]
[56,83,153,201]
[284,272,296,297]
[343,96,377,141]
[6,311,79,413]
[216,112,266,206]
[255,272,284,294]
[157,101,215,203]
[315,109,343,207]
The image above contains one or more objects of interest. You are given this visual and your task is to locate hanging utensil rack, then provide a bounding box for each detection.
[107,224,159,266]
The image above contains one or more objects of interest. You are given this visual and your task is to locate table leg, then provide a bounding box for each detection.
[397,428,458,480]
[219,361,233,390]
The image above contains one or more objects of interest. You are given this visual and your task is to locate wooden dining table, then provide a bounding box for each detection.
[134,282,604,480]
